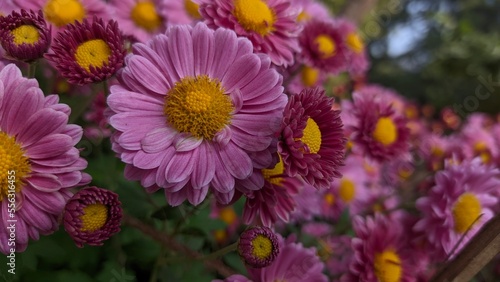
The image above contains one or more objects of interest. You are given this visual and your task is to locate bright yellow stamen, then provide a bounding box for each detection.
[398,167,412,180]
[184,0,201,19]
[165,75,233,140]
[314,34,336,58]
[131,1,162,32]
[453,192,482,234]
[233,0,275,36]
[346,32,364,53]
[324,193,335,205]
[251,234,273,260]
[301,65,319,87]
[474,142,487,152]
[339,178,355,203]
[431,146,444,157]
[0,132,31,202]
[374,248,402,282]
[219,207,237,225]
[11,25,40,46]
[79,203,108,232]
[372,117,398,146]
[262,155,284,186]
[480,151,491,164]
[297,11,310,22]
[44,0,85,27]
[74,39,111,73]
[346,140,353,151]
[301,118,322,154]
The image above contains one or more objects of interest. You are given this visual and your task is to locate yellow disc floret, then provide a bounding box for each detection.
[44,0,85,27]
[339,178,355,203]
[453,192,482,234]
[74,39,111,73]
[131,1,162,32]
[372,117,398,146]
[233,0,276,36]
[184,0,202,19]
[165,75,233,140]
[374,248,402,282]
[261,155,284,186]
[346,32,364,53]
[11,25,40,46]
[301,117,322,154]
[297,11,310,22]
[324,193,335,205]
[251,234,273,260]
[80,203,109,232]
[301,65,319,87]
[314,34,336,58]
[0,132,31,202]
[219,207,237,225]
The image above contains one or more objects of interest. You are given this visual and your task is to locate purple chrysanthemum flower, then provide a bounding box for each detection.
[298,19,350,74]
[107,23,287,206]
[342,214,413,282]
[12,0,110,37]
[45,17,125,85]
[63,186,122,247]
[292,0,331,24]
[414,158,500,260]
[197,0,301,66]
[337,18,369,76]
[240,155,301,227]
[0,64,90,254]
[161,0,204,25]
[278,87,345,189]
[108,0,168,43]
[350,86,411,162]
[0,9,51,62]
[238,226,280,268]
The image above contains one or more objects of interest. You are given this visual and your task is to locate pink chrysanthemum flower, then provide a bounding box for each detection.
[298,19,350,74]
[12,0,110,37]
[342,214,413,282]
[241,155,301,227]
[292,0,330,24]
[197,0,301,66]
[45,17,125,85]
[162,0,203,25]
[0,9,51,63]
[337,18,369,76]
[238,226,280,268]
[107,23,287,206]
[350,87,411,162]
[0,64,90,254]
[63,186,122,247]
[218,234,328,282]
[83,91,112,140]
[414,158,500,260]
[278,87,345,189]
[286,64,326,95]
[460,116,498,164]
[108,0,168,43]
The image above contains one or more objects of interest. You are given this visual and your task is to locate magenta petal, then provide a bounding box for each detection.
[141,127,176,153]
[26,174,62,192]
[222,54,260,92]
[165,151,195,182]
[25,134,73,159]
[193,22,215,75]
[133,150,164,169]
[217,142,252,179]
[191,143,216,189]
[17,108,67,146]
[165,188,187,206]
[174,134,203,151]
[187,185,209,205]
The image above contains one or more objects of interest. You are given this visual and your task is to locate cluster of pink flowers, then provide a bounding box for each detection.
[0,0,498,280]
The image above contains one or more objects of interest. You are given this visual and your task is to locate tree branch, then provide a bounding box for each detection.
[122,213,237,278]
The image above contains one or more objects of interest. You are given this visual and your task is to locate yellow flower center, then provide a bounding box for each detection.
[251,234,273,260]
[219,207,237,225]
[397,167,412,180]
[301,65,319,87]
[214,229,227,242]
[0,132,31,202]
[372,117,398,146]
[43,0,85,28]
[314,34,336,58]
[301,118,322,154]
[431,146,444,157]
[164,75,233,140]
[233,0,275,36]
[374,248,402,282]
[339,178,355,203]
[346,32,364,53]
[297,11,310,22]
[261,155,284,186]
[74,39,111,73]
[80,203,108,232]
[453,192,482,234]
[184,0,202,19]
[11,25,40,46]
[131,1,162,32]
[324,193,335,205]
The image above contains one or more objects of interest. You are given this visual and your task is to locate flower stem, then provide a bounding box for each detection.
[27,61,38,78]
[199,242,238,261]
